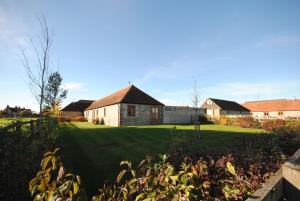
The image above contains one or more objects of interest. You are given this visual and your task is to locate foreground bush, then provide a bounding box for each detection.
[29,148,86,201]
[0,118,58,201]
[30,140,286,201]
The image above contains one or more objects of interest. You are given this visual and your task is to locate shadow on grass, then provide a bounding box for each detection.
[58,122,267,198]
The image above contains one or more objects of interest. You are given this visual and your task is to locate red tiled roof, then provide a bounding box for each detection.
[243,99,300,112]
[86,85,164,110]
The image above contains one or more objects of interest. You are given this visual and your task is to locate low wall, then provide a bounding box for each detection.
[163,106,204,124]
[246,148,300,201]
[282,149,300,201]
[246,168,282,201]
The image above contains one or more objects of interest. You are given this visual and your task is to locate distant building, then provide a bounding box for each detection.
[85,85,164,126]
[2,105,31,117]
[84,85,204,126]
[243,99,300,119]
[201,98,250,119]
[60,100,94,117]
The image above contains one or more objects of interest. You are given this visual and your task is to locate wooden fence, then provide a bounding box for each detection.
[0,118,51,136]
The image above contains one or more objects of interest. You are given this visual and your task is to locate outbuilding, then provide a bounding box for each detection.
[201,98,250,119]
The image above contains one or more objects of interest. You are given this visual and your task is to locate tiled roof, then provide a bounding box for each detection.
[243,99,300,112]
[209,98,250,111]
[61,100,94,112]
[86,85,164,110]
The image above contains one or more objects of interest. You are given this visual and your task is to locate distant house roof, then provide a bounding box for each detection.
[204,98,250,111]
[243,99,300,112]
[86,85,164,110]
[61,100,94,112]
[3,105,27,113]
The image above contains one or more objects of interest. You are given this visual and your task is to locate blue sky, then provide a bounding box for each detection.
[1,0,300,111]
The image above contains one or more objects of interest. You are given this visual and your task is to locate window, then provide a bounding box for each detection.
[104,108,106,116]
[151,107,159,119]
[264,112,269,116]
[207,109,213,116]
[127,105,136,117]
[278,111,283,115]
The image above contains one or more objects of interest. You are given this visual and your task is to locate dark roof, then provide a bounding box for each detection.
[4,105,27,113]
[86,85,164,110]
[61,100,94,112]
[209,98,250,111]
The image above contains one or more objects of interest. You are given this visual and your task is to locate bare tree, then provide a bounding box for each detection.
[191,81,201,129]
[21,16,54,124]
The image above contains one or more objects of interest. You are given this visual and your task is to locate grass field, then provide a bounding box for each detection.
[0,117,36,127]
[58,122,266,197]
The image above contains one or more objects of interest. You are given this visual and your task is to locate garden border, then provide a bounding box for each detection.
[246,148,300,201]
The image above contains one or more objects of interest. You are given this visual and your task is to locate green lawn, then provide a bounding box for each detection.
[58,122,266,197]
[0,117,36,127]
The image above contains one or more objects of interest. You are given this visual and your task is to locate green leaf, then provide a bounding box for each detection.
[41,155,52,170]
[73,182,79,194]
[226,162,236,176]
[117,170,127,183]
[231,188,240,194]
[120,161,130,167]
[135,193,145,201]
[131,169,136,177]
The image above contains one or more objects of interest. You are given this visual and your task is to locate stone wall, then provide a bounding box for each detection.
[163,106,204,124]
[120,104,163,126]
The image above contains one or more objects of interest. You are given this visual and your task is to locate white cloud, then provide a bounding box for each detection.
[64,82,87,91]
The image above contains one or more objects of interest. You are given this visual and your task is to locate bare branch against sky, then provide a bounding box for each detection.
[21,15,54,120]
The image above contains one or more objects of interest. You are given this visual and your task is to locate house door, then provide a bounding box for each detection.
[150,107,161,124]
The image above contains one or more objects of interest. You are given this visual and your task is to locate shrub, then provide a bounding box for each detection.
[220,116,229,125]
[31,146,286,201]
[29,148,86,200]
[93,118,99,124]
[198,115,212,124]
[273,126,300,155]
[56,116,71,123]
[219,117,257,128]
[56,116,87,123]
[0,110,6,117]
[261,119,285,131]
[72,116,86,122]
[253,119,261,128]
[20,109,32,117]
[236,117,254,128]
[1,118,58,201]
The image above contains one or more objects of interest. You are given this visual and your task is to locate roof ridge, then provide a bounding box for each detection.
[244,99,288,103]
[119,85,135,102]
[210,98,238,103]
